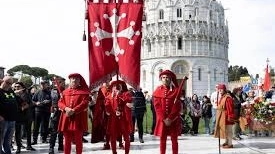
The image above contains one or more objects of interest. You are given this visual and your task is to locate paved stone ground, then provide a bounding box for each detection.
[16,134,275,154]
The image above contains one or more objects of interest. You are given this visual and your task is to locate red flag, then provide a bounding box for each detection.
[263,64,271,91]
[88,1,143,89]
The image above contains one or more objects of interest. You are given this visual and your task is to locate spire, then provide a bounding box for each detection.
[263,58,271,91]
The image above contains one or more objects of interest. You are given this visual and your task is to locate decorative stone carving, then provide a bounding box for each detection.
[141,0,229,97]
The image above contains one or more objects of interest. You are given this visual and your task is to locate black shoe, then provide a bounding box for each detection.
[82,137,88,143]
[58,146,64,152]
[130,136,134,142]
[31,141,37,145]
[49,148,54,154]
[139,138,144,143]
[26,146,36,151]
[42,140,48,143]
[19,144,26,149]
[119,142,124,149]
[102,143,110,150]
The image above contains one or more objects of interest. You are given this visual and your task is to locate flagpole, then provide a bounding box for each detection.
[82,0,87,41]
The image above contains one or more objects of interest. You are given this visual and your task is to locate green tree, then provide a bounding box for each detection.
[7,65,32,76]
[7,65,65,85]
[31,67,49,84]
[44,74,63,82]
[19,76,33,88]
[228,65,250,82]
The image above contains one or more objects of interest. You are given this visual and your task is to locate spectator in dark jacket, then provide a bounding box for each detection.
[0,76,21,154]
[130,88,146,143]
[14,82,36,153]
[230,87,242,140]
[201,95,212,135]
[32,80,52,144]
[48,77,66,154]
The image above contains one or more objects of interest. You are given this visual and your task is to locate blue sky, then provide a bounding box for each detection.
[0,0,274,81]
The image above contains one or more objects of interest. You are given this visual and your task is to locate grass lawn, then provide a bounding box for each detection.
[88,103,210,135]
[143,103,209,134]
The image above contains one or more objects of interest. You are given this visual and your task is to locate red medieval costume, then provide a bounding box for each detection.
[105,80,132,154]
[91,84,110,144]
[153,70,182,154]
[58,73,90,154]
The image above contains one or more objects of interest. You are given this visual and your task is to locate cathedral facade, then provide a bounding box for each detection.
[140,0,229,97]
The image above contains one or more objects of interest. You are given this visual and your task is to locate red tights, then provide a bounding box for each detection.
[63,130,83,154]
[110,132,130,154]
[160,135,178,154]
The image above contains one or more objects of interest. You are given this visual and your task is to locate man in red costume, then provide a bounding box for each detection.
[214,84,235,148]
[105,80,133,154]
[153,70,182,154]
[58,73,90,154]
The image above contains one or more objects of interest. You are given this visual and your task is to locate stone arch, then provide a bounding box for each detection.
[151,60,167,74]
[171,60,190,78]
[151,61,168,83]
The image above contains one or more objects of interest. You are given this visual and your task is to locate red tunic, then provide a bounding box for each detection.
[91,86,109,143]
[153,85,182,137]
[105,91,132,136]
[58,87,90,132]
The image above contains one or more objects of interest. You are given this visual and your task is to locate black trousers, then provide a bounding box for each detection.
[131,113,145,139]
[33,111,50,141]
[15,119,32,148]
[190,116,200,134]
[49,110,63,149]
[49,121,63,148]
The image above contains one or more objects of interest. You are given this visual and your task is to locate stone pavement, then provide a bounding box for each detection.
[17,134,275,154]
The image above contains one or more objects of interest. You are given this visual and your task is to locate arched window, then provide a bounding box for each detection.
[178,37,182,50]
[159,9,164,20]
[198,68,201,81]
[209,41,212,51]
[195,7,199,16]
[174,65,185,74]
[148,40,151,52]
[142,70,146,81]
[223,71,226,82]
[177,8,182,18]
[209,10,213,20]
[214,69,217,81]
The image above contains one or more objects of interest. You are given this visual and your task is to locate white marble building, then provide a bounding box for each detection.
[140,0,229,97]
